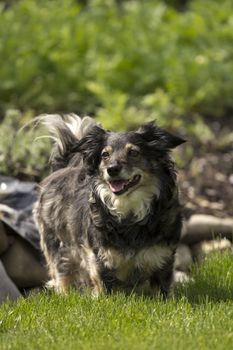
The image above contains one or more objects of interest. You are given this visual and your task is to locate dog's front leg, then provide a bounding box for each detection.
[149,255,175,299]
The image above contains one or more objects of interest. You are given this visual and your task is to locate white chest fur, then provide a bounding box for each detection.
[98,245,172,281]
[95,173,160,222]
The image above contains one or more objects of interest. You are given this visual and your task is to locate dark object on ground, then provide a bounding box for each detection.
[0,261,21,303]
[0,221,9,255]
[0,176,47,303]
[1,234,48,288]
[0,176,40,249]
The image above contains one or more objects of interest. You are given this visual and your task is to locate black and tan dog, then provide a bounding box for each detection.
[34,115,185,297]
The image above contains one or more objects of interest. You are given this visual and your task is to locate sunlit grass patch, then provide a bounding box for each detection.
[0,252,233,350]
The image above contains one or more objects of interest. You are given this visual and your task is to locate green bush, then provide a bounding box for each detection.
[0,0,232,178]
[0,0,232,121]
[0,110,51,180]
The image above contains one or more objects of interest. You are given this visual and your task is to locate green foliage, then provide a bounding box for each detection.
[0,0,232,124]
[0,253,233,350]
[0,110,50,180]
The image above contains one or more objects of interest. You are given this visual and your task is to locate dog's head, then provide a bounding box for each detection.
[74,122,185,198]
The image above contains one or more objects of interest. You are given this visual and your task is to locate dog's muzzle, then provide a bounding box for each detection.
[107,164,122,177]
[107,175,141,195]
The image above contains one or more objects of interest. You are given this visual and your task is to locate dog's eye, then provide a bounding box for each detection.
[128,149,140,157]
[101,151,110,159]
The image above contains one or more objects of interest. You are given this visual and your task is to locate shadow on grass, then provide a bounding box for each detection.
[175,280,233,304]
[174,252,233,304]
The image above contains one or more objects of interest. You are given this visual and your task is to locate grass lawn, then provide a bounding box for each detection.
[0,252,233,350]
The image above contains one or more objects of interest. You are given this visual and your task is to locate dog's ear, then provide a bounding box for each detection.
[72,125,106,174]
[137,121,186,150]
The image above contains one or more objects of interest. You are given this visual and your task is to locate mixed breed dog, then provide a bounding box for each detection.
[34,115,185,298]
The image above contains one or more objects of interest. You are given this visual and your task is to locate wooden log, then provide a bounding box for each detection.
[191,239,232,260]
[181,215,233,245]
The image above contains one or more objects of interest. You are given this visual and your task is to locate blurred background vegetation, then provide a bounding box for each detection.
[0,0,232,180]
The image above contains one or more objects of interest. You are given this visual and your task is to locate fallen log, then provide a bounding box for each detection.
[181,214,233,245]
[191,239,232,261]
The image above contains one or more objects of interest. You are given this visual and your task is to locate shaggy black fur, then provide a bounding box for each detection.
[35,117,185,297]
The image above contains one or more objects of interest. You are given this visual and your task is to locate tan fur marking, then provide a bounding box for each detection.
[102,146,113,155]
[98,248,134,281]
[55,275,74,294]
[82,245,104,296]
[135,246,172,273]
[99,245,172,282]
[125,143,140,152]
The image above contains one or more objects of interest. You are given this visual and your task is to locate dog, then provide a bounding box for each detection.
[34,114,185,297]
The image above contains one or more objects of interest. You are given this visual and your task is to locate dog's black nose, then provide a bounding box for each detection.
[107,164,122,177]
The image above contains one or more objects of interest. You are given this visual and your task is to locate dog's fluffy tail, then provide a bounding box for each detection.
[38,114,98,171]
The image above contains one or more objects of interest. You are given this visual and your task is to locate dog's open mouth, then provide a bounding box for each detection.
[108,175,141,195]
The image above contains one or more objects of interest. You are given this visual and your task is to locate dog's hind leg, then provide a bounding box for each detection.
[46,271,74,294]
[39,226,78,293]
[82,246,105,297]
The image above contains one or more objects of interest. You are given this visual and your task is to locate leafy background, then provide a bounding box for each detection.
[0,0,232,182]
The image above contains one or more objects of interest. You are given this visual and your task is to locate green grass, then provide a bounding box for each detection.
[0,252,233,350]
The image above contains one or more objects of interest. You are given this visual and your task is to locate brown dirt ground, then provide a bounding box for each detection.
[177,117,233,219]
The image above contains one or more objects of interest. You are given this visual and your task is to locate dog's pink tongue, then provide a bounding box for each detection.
[109,180,126,193]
